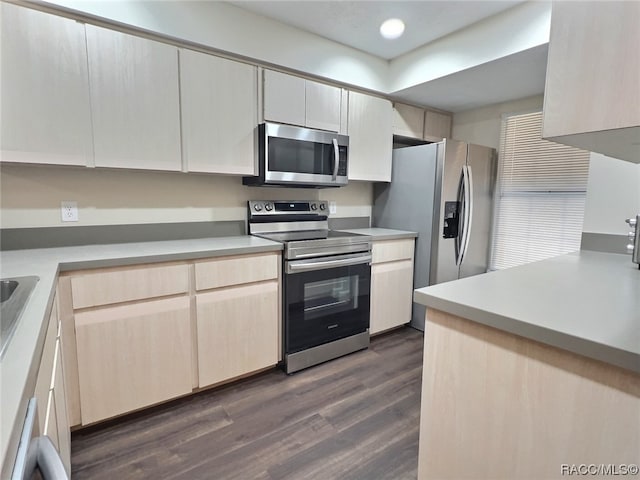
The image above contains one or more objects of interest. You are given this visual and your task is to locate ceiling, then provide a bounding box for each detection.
[229,1,525,60]
[228,1,547,112]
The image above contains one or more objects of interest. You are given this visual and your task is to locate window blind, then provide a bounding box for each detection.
[490,111,590,270]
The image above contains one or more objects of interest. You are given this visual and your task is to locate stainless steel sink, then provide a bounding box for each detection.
[1,276,39,359]
[1,280,19,303]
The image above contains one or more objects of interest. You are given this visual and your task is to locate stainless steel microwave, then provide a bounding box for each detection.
[243,122,349,188]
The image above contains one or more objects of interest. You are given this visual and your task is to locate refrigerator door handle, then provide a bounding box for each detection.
[458,164,473,266]
[455,167,465,265]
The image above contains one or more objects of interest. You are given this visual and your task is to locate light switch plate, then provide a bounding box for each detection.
[61,201,78,222]
[329,201,337,214]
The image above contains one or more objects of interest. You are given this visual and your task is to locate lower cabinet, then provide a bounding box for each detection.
[62,251,281,427]
[34,293,71,475]
[369,239,415,335]
[75,296,192,424]
[196,280,279,387]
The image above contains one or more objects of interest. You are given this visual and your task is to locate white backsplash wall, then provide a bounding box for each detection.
[0,164,373,228]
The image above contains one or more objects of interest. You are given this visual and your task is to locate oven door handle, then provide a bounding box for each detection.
[287,254,371,273]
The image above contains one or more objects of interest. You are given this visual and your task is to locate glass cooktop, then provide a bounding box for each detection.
[255,230,366,243]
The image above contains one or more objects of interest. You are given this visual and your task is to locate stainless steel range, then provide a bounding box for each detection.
[248,200,372,374]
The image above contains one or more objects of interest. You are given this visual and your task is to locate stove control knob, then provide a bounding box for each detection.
[319,203,326,211]
[310,203,318,210]
[265,203,273,211]
[253,203,263,212]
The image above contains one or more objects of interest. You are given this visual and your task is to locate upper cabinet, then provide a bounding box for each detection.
[348,92,393,182]
[393,103,424,139]
[542,1,640,163]
[179,49,257,175]
[392,102,452,142]
[85,25,182,171]
[263,70,345,133]
[0,3,93,166]
[424,110,452,142]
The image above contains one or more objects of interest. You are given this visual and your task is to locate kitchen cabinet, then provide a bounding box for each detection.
[263,70,345,133]
[75,296,192,424]
[180,49,258,175]
[62,251,281,425]
[195,252,280,387]
[85,24,182,171]
[418,308,640,479]
[424,110,452,142]
[369,239,415,335]
[33,294,71,475]
[196,282,279,387]
[348,92,393,182]
[393,103,425,139]
[0,3,93,166]
[542,1,640,163]
[392,102,452,142]
[69,262,190,309]
[69,262,191,425]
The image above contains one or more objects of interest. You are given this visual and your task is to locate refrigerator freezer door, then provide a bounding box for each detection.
[430,139,467,285]
[458,143,497,279]
[373,143,438,330]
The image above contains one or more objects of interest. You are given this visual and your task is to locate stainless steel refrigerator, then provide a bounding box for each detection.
[373,139,497,331]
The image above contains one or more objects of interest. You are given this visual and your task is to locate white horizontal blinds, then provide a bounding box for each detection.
[490,111,590,270]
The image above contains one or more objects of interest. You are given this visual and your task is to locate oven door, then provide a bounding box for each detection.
[285,253,371,353]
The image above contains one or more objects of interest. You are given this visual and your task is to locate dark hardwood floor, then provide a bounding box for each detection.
[71,327,424,480]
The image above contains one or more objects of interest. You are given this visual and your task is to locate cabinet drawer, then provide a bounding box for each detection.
[75,296,192,424]
[34,299,58,434]
[195,252,279,291]
[372,239,415,264]
[70,263,189,309]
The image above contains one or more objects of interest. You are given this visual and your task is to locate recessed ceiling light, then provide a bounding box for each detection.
[380,18,405,40]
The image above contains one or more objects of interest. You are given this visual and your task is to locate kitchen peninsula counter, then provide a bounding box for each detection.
[0,236,282,476]
[413,250,640,479]
[414,250,639,373]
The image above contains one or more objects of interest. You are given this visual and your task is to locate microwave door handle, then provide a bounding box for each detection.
[332,138,339,181]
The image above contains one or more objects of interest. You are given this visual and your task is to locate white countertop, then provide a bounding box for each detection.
[0,236,282,473]
[414,250,640,373]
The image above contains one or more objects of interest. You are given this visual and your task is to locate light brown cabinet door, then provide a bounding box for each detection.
[263,70,306,126]
[53,338,71,475]
[393,103,425,139]
[424,110,452,141]
[370,260,414,335]
[180,49,258,174]
[305,80,341,132]
[542,2,639,162]
[0,3,92,166]
[86,25,182,171]
[197,281,279,387]
[347,91,393,182]
[75,296,192,424]
[34,297,59,434]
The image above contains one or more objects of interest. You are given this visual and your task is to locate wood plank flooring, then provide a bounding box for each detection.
[70,327,424,480]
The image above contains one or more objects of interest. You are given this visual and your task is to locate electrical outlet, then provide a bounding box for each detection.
[329,201,337,214]
[61,201,78,222]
